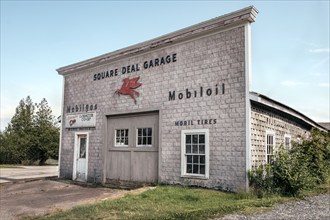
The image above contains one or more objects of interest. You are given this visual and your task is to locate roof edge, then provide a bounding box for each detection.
[250,91,329,132]
[57,6,258,75]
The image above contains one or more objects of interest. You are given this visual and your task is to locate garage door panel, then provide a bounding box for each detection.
[108,151,131,181]
[132,152,158,182]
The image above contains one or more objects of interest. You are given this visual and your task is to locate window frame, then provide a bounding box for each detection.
[136,127,153,147]
[181,129,209,179]
[265,131,275,164]
[114,128,129,147]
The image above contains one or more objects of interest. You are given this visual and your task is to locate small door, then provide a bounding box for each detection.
[76,134,87,181]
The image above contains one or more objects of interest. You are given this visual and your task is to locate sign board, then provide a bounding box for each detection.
[65,112,96,128]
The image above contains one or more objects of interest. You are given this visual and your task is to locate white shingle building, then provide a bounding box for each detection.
[57,6,327,191]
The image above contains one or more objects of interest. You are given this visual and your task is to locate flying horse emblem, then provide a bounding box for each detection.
[114,77,142,104]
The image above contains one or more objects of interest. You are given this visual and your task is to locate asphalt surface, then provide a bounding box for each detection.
[0,179,127,219]
[0,166,58,183]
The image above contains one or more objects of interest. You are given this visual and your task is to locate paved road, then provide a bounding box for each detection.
[0,166,58,183]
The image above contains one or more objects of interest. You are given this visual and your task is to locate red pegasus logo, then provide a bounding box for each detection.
[114,77,142,104]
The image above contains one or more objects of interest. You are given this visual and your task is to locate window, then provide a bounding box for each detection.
[115,129,129,146]
[181,129,209,178]
[137,127,152,146]
[266,132,275,164]
[284,134,291,148]
[78,135,87,158]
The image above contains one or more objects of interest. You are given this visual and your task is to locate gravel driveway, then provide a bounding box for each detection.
[216,194,330,220]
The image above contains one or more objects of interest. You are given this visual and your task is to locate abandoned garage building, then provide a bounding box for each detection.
[57,6,327,191]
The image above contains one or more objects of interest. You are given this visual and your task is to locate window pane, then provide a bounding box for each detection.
[116,130,120,137]
[187,164,192,173]
[200,156,205,164]
[121,130,124,136]
[143,137,147,145]
[138,129,142,136]
[147,137,152,145]
[199,145,205,154]
[148,128,152,136]
[192,135,198,144]
[193,155,199,164]
[143,128,147,136]
[199,134,205,144]
[193,165,199,174]
[186,135,191,144]
[187,155,192,163]
[200,165,205,174]
[124,137,128,145]
[138,137,142,145]
[79,138,86,158]
[192,145,198,153]
[186,144,191,153]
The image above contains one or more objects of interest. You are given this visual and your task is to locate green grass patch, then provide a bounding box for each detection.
[0,164,23,168]
[30,186,293,220]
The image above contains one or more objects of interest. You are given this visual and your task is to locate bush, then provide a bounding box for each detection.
[248,164,273,197]
[249,128,330,197]
[272,147,317,196]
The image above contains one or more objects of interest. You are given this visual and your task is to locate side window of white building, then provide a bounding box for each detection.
[284,134,291,149]
[181,129,209,179]
[266,131,275,164]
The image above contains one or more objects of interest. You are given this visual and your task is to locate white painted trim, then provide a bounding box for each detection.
[136,127,153,147]
[73,132,89,181]
[265,130,275,164]
[244,22,252,191]
[181,129,209,179]
[114,128,129,147]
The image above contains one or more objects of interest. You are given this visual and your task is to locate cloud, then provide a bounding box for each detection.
[317,83,329,87]
[280,80,310,87]
[308,48,330,53]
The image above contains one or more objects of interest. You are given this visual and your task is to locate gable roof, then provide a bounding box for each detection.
[250,91,328,132]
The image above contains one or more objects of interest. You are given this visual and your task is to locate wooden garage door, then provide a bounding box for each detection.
[106,112,159,183]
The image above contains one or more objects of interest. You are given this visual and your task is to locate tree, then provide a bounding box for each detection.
[0,96,59,165]
[32,98,60,165]
[3,96,35,163]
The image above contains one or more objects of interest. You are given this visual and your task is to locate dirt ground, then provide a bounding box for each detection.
[0,179,135,220]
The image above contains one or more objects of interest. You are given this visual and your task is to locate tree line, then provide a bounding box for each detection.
[0,96,60,165]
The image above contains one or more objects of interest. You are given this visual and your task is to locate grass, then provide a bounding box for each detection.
[30,186,293,220]
[0,164,23,168]
[26,176,330,220]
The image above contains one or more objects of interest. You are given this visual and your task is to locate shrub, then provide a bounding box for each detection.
[272,147,316,196]
[248,164,273,197]
[249,128,330,197]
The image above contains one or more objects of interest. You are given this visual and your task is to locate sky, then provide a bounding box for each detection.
[1,0,329,131]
